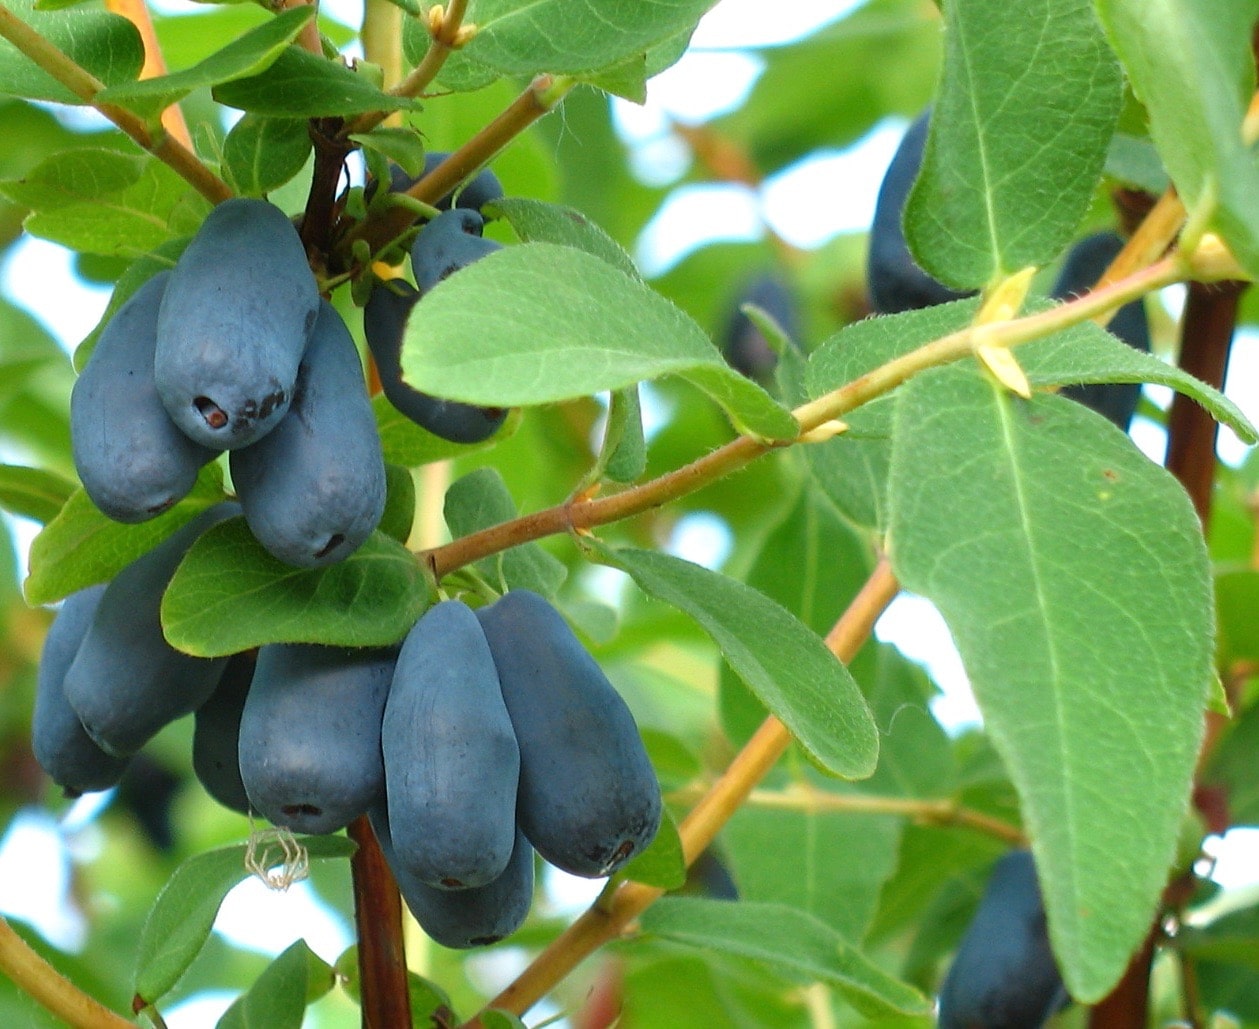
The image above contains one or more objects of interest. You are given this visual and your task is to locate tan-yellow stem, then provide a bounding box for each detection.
[0,917,133,1029]
[0,6,231,204]
[103,0,191,148]
[469,561,901,1024]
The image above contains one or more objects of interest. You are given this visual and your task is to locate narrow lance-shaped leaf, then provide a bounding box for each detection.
[904,0,1122,288]
[134,836,356,1005]
[95,7,316,121]
[1095,0,1259,278]
[640,898,931,1018]
[400,243,798,441]
[0,464,75,524]
[428,0,719,77]
[592,541,878,780]
[213,46,418,118]
[0,0,143,105]
[886,363,1214,1000]
[161,518,428,656]
[216,940,334,1029]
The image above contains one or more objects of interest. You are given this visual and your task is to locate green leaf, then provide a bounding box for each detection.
[717,484,878,743]
[639,898,931,1017]
[216,940,333,1029]
[434,0,719,77]
[592,542,878,780]
[619,808,685,889]
[0,0,143,104]
[350,126,428,176]
[95,7,315,120]
[442,467,566,598]
[3,150,211,257]
[887,363,1214,1000]
[1205,700,1259,827]
[373,394,520,467]
[213,46,419,117]
[725,798,902,944]
[379,463,417,545]
[334,947,452,1024]
[222,115,313,198]
[804,299,978,529]
[161,518,428,656]
[1096,0,1259,279]
[491,197,640,279]
[904,0,1123,288]
[73,239,188,369]
[24,465,227,606]
[0,464,74,524]
[1020,318,1258,443]
[601,386,647,483]
[400,243,798,441]
[581,26,693,102]
[134,835,355,1004]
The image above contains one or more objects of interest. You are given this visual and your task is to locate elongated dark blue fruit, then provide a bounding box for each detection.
[867,110,972,315]
[370,801,534,949]
[156,198,319,449]
[62,504,239,757]
[31,584,130,796]
[71,272,220,523]
[237,643,394,835]
[192,650,255,815]
[1051,230,1152,431]
[363,281,507,444]
[382,600,519,889]
[410,208,502,294]
[230,300,385,567]
[367,154,504,212]
[938,850,1069,1028]
[722,273,799,382]
[476,590,661,878]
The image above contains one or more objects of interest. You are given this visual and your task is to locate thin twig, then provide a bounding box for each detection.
[347,817,412,1029]
[467,562,902,1025]
[0,5,231,204]
[339,75,574,264]
[103,0,191,148]
[425,256,1186,580]
[345,0,471,138]
[0,917,133,1029]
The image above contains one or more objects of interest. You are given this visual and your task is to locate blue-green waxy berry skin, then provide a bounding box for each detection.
[476,589,662,879]
[370,801,534,950]
[383,600,519,890]
[32,585,131,795]
[192,651,255,815]
[867,110,972,315]
[938,850,1069,1028]
[1051,230,1152,432]
[61,504,239,757]
[363,281,507,444]
[409,209,501,295]
[155,198,319,449]
[237,643,395,836]
[72,272,220,523]
[230,300,385,568]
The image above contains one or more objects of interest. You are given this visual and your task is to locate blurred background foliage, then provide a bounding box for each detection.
[0,0,1257,1025]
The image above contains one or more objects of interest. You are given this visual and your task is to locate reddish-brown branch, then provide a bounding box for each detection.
[347,817,412,1029]
[1164,280,1248,525]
